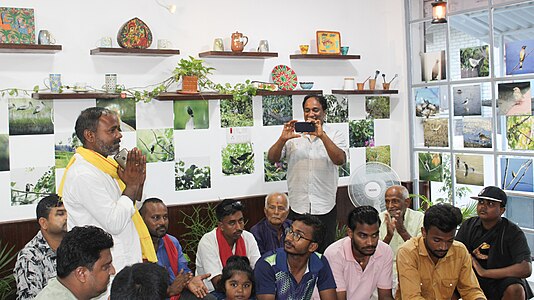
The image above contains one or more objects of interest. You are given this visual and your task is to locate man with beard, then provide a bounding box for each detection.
[15,194,67,299]
[254,214,337,300]
[396,204,486,300]
[195,199,260,294]
[59,107,153,277]
[456,186,533,300]
[140,198,214,299]
[36,226,115,300]
[268,95,347,253]
[324,206,394,300]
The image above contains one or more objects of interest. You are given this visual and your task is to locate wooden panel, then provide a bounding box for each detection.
[256,90,323,96]
[0,44,62,54]
[156,92,233,101]
[90,47,180,56]
[198,51,278,58]
[32,92,120,100]
[290,54,361,60]
[331,89,399,95]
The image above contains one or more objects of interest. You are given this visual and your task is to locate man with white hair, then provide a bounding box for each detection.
[251,192,292,255]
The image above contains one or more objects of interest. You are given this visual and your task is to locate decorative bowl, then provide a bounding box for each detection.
[299,82,314,90]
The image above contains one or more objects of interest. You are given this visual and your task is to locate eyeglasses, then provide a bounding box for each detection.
[285,228,314,243]
[222,201,243,212]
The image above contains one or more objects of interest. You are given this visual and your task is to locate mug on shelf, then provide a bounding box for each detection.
[38,30,56,45]
[105,74,117,93]
[96,37,113,48]
[258,40,269,52]
[43,74,61,92]
[157,39,172,49]
[213,38,224,51]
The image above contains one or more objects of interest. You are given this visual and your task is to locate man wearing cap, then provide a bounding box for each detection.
[456,186,533,300]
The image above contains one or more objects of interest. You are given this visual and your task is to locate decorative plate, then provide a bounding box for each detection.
[117,17,152,49]
[271,65,298,91]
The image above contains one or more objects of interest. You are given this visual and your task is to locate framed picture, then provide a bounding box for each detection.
[0,7,36,44]
[316,31,341,55]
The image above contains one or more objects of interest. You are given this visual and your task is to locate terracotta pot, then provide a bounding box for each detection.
[181,76,198,93]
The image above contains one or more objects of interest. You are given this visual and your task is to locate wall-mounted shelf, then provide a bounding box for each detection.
[0,44,62,53]
[198,51,278,58]
[256,90,323,96]
[331,89,398,95]
[32,92,120,100]
[90,47,180,56]
[156,92,233,101]
[290,54,360,60]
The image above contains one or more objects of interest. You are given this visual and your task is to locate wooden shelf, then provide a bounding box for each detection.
[90,47,180,56]
[0,43,62,53]
[198,51,278,58]
[32,92,120,100]
[256,90,323,96]
[331,89,399,95]
[290,54,361,60]
[156,92,233,101]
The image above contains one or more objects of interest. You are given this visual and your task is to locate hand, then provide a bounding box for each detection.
[394,210,407,233]
[472,244,489,261]
[307,118,324,138]
[117,147,146,186]
[471,256,486,277]
[168,270,193,296]
[187,273,211,298]
[280,120,301,141]
[385,212,395,237]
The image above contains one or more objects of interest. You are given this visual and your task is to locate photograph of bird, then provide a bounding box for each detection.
[33,101,45,114]
[185,106,195,130]
[431,124,442,131]
[478,132,490,143]
[513,87,524,105]
[469,57,483,70]
[8,102,15,110]
[464,162,475,177]
[16,101,33,111]
[462,98,470,114]
[519,46,526,70]
[431,59,440,80]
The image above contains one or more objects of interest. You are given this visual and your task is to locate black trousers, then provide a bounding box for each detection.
[289,205,337,254]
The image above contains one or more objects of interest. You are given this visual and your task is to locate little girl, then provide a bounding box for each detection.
[218,255,255,300]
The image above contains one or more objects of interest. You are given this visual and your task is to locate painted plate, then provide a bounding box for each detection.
[271,65,298,91]
[117,17,152,49]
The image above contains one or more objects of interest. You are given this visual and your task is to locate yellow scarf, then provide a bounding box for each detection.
[58,147,157,263]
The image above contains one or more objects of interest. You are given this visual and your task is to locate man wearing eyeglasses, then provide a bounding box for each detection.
[195,199,261,294]
[251,192,293,255]
[267,95,347,253]
[455,186,533,300]
[254,214,337,300]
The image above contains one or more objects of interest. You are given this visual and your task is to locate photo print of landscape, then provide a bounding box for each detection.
[463,117,492,148]
[423,118,449,147]
[9,97,53,135]
[455,154,484,186]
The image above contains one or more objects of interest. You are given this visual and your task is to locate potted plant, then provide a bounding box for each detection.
[173,56,215,94]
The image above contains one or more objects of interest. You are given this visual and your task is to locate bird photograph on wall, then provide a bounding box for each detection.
[463,117,492,148]
[497,81,531,116]
[421,50,446,81]
[460,45,489,78]
[418,152,443,182]
[173,100,209,130]
[500,157,534,192]
[423,118,449,147]
[8,97,54,136]
[455,154,484,186]
[505,39,534,75]
[415,87,440,118]
[453,85,482,116]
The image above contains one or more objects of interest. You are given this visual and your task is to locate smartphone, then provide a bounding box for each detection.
[113,148,128,169]
[294,122,316,133]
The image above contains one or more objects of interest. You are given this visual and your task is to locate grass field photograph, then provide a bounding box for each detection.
[9,98,53,135]
[0,134,9,171]
[55,132,81,169]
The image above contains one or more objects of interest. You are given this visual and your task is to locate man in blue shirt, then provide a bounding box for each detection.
[251,192,292,255]
[254,214,337,300]
[140,198,214,300]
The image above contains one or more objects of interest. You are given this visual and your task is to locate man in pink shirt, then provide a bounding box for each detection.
[324,206,394,300]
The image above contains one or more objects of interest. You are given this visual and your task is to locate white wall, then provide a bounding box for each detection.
[0,0,409,222]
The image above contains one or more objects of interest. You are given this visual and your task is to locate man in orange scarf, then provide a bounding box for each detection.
[60,107,149,278]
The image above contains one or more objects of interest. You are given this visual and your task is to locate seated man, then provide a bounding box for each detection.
[254,214,337,300]
[195,199,261,293]
[140,198,214,299]
[36,226,115,300]
[111,262,169,300]
[396,203,486,300]
[456,186,533,300]
[325,206,394,300]
[14,194,67,299]
[250,192,292,255]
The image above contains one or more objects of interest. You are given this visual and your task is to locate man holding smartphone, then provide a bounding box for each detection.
[267,95,347,253]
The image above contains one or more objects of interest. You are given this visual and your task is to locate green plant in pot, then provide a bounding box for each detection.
[173,56,215,94]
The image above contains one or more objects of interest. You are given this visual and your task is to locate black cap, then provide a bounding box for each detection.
[470,186,507,206]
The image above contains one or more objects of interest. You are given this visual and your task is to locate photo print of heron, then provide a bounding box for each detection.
[55,132,81,169]
[497,81,531,116]
[8,97,53,135]
[96,98,136,131]
[136,128,174,163]
[418,152,443,182]
[421,50,446,81]
[173,100,209,130]
[175,156,211,191]
[324,94,348,123]
[0,134,9,171]
[11,166,55,206]
[463,117,492,148]
[349,119,374,148]
[221,143,254,176]
[506,39,534,75]
[220,96,253,128]
[506,116,534,150]
[423,118,449,147]
[263,152,287,182]
[415,87,440,118]
[455,154,484,186]
[460,45,489,78]
[500,157,533,192]
[366,145,391,166]
[453,85,481,116]
[262,95,292,126]
[365,96,390,119]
